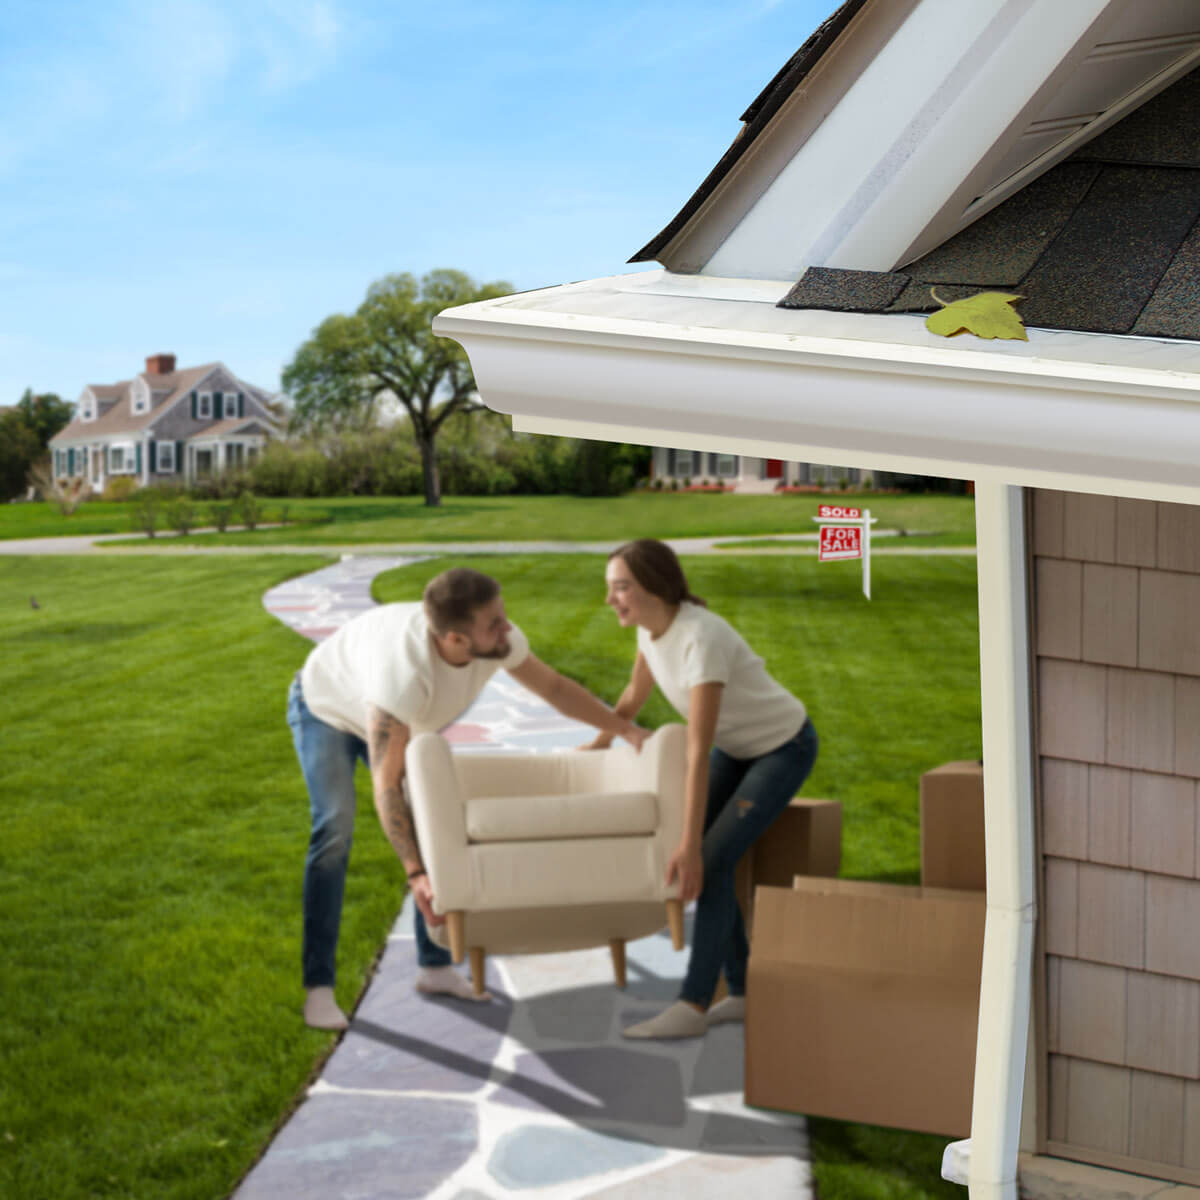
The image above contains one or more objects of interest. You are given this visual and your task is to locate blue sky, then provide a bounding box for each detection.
[0,1,829,403]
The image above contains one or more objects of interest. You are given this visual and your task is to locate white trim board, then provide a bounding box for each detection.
[435,273,1200,508]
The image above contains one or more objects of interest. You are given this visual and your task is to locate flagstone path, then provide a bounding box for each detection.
[238,554,814,1199]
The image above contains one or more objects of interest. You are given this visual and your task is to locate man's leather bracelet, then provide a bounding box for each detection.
[407,868,427,880]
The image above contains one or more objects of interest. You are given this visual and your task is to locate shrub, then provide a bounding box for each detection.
[28,458,92,513]
[130,492,161,537]
[653,479,663,491]
[101,476,138,502]
[211,502,233,533]
[238,492,262,530]
[167,496,196,536]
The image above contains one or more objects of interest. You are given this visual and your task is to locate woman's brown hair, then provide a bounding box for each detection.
[608,539,706,607]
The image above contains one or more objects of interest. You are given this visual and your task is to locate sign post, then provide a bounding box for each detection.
[813,504,877,599]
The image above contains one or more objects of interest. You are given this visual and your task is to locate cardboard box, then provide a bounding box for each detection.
[735,796,842,930]
[920,761,986,891]
[745,876,985,1137]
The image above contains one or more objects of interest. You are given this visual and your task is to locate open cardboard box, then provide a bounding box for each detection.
[745,876,985,1137]
[734,796,841,933]
[920,761,985,891]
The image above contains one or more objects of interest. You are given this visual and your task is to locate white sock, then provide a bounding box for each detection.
[621,1000,708,1040]
[415,965,491,1003]
[706,995,746,1025]
[304,986,349,1031]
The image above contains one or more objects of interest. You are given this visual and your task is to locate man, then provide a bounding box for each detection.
[287,566,647,1030]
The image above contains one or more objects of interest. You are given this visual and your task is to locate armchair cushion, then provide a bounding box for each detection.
[465,790,659,843]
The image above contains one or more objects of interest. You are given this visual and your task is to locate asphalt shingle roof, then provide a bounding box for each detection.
[779,66,1200,341]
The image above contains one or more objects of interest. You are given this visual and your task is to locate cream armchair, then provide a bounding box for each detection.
[405,724,687,996]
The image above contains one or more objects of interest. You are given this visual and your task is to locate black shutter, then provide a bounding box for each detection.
[237,392,244,418]
[667,449,676,474]
[176,441,184,477]
[191,391,198,419]
[213,391,222,418]
[135,443,142,476]
[148,441,157,474]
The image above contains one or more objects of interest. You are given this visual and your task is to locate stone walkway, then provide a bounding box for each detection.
[239,555,814,1199]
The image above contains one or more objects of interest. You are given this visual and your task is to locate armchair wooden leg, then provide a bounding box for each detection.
[468,947,486,998]
[665,899,684,950]
[446,911,466,964]
[609,938,627,989]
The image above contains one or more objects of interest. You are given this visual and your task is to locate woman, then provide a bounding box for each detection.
[590,538,818,1038]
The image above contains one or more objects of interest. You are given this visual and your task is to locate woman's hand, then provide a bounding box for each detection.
[409,875,445,926]
[666,839,704,904]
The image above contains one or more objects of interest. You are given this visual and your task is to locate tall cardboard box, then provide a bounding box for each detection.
[734,797,841,931]
[920,761,986,891]
[745,877,985,1137]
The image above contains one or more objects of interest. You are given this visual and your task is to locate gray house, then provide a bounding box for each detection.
[436,2,1200,1196]
[651,447,898,490]
[49,354,283,490]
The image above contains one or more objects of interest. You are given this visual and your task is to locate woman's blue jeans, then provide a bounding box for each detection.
[680,720,819,1009]
[287,674,451,988]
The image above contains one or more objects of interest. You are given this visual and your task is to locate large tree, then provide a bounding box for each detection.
[17,389,73,447]
[283,269,512,505]
[0,408,41,500]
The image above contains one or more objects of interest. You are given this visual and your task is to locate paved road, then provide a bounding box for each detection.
[0,531,976,557]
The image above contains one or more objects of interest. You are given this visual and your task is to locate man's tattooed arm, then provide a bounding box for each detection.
[365,705,421,873]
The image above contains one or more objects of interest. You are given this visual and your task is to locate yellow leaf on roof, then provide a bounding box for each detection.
[925,291,1027,341]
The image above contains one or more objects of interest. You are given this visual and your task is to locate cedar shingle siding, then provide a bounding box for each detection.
[1034,488,1200,1182]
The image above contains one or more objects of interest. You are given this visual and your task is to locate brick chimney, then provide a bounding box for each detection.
[145,353,176,376]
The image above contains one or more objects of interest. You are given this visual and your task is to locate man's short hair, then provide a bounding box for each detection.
[423,568,501,635]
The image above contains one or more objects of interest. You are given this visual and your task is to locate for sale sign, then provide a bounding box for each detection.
[819,524,862,561]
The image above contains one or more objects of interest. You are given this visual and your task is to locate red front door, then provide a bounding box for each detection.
[766,459,783,479]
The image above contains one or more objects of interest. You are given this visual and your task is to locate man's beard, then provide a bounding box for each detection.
[467,637,510,661]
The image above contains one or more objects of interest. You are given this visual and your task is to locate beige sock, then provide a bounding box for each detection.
[304,986,349,1031]
[706,995,746,1024]
[415,965,491,1003]
[621,1000,708,1040]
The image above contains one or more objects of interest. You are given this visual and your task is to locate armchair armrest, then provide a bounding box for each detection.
[405,732,473,912]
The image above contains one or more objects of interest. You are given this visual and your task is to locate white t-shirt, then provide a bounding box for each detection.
[300,602,530,740]
[637,602,807,759]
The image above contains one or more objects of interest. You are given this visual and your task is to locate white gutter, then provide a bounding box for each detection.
[433,295,1200,506]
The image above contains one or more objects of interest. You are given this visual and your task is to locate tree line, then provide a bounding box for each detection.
[0,391,73,501]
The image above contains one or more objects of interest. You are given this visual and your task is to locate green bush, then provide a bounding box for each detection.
[130,492,161,538]
[102,476,138,502]
[167,496,196,536]
[211,502,234,533]
[238,492,262,530]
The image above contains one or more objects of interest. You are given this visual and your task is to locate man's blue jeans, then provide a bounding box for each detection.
[680,719,819,1009]
[287,674,451,988]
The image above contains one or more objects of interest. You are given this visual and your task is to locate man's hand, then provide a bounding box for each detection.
[666,839,704,904]
[619,721,650,752]
[409,875,445,927]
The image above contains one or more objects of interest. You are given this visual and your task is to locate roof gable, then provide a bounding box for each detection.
[635,0,1200,282]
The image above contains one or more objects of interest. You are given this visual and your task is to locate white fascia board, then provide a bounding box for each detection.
[434,276,1200,507]
[704,0,1113,278]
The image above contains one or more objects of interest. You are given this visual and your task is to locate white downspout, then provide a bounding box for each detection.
[944,481,1037,1200]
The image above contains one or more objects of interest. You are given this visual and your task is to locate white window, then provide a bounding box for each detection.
[198,392,213,419]
[157,441,175,473]
[675,450,696,476]
[717,454,738,478]
[81,403,93,420]
[224,392,238,418]
[109,445,125,472]
[226,442,244,468]
[131,382,148,415]
[79,447,88,474]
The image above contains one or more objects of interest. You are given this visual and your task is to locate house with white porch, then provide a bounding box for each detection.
[49,354,283,490]
[434,2,1200,1197]
[650,447,904,490]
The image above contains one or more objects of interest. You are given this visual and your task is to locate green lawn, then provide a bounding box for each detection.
[1,491,978,547]
[0,555,401,1200]
[3,550,980,1199]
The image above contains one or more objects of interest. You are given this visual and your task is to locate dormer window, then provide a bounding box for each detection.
[131,379,150,415]
[223,392,238,418]
[197,392,213,419]
[81,402,93,420]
